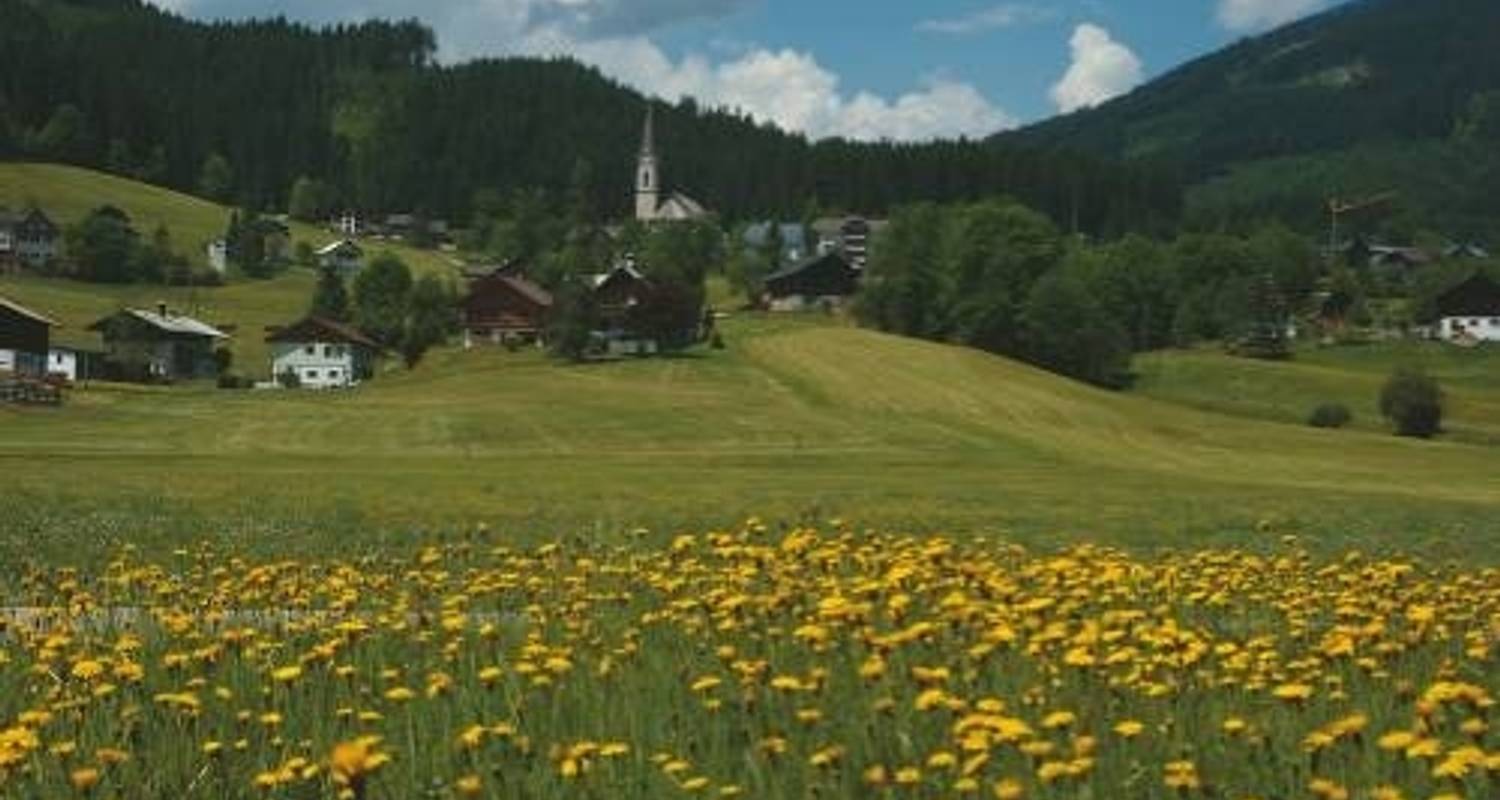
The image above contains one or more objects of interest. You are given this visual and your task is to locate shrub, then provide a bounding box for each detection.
[276,368,302,390]
[710,332,726,350]
[216,373,251,390]
[1307,403,1352,429]
[1379,367,1443,438]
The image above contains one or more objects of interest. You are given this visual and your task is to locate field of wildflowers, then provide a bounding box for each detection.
[0,521,1494,799]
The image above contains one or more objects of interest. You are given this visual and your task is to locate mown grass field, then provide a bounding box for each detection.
[2,314,1498,568]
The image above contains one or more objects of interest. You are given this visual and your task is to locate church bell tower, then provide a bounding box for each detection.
[635,105,659,223]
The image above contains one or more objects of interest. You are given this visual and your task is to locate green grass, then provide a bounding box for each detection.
[1136,342,1500,445]
[2,316,1498,568]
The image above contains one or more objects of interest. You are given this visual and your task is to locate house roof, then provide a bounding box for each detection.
[265,316,381,348]
[590,263,647,289]
[656,192,709,221]
[764,251,857,285]
[0,295,59,327]
[317,239,363,257]
[497,276,553,308]
[90,308,228,339]
[1435,274,1500,318]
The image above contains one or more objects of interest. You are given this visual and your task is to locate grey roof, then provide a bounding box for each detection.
[104,308,228,339]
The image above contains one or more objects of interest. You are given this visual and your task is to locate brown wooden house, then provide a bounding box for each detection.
[461,267,554,347]
[764,251,861,311]
[0,294,56,376]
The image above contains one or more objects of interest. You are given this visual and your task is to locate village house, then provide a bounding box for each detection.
[266,316,380,389]
[89,304,228,381]
[317,240,364,278]
[0,295,56,377]
[812,216,885,269]
[592,261,661,355]
[763,251,862,312]
[205,239,229,274]
[4,208,60,270]
[1432,273,1500,343]
[634,107,712,224]
[743,222,810,264]
[460,265,554,348]
[46,334,105,383]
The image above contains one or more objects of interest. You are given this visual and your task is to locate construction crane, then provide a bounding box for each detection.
[1326,191,1397,260]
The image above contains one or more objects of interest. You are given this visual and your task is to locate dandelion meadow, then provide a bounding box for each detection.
[0,521,1494,799]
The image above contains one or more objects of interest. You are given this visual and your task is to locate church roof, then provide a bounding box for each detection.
[656,192,708,221]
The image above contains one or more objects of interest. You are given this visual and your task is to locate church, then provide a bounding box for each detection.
[634,106,712,223]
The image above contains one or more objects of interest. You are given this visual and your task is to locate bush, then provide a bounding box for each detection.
[216,373,252,390]
[1307,403,1352,429]
[1379,367,1443,438]
[276,368,302,390]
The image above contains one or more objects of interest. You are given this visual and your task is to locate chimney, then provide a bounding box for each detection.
[157,301,168,318]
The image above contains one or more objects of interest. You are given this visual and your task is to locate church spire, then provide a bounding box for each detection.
[635,104,660,222]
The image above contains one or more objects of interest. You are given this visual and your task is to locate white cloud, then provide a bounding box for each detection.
[916,4,1055,36]
[1217,0,1328,32]
[148,0,1015,141]
[536,35,1015,141]
[1050,23,1143,114]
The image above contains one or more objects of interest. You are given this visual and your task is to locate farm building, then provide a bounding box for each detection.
[0,294,56,377]
[46,336,105,383]
[317,240,364,278]
[89,305,229,381]
[461,266,554,347]
[266,316,380,389]
[1433,273,1500,343]
[592,262,660,355]
[13,208,60,269]
[763,251,861,311]
[811,216,885,269]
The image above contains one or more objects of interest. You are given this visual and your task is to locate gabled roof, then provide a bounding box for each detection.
[656,192,708,221]
[496,276,553,308]
[591,263,647,289]
[316,239,363,257]
[764,251,857,285]
[90,308,228,339]
[0,295,59,327]
[1435,274,1500,318]
[265,316,381,349]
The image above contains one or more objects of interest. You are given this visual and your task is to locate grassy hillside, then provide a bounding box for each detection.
[2,317,1497,566]
[0,162,459,275]
[0,163,463,370]
[1136,343,1500,444]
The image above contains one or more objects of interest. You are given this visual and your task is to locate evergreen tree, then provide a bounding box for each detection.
[198,153,234,202]
[400,274,453,367]
[310,267,351,321]
[352,253,414,346]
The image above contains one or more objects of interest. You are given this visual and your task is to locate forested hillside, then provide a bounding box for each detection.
[0,0,1178,234]
[995,0,1500,239]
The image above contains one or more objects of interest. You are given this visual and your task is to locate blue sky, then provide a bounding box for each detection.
[150,1,1340,139]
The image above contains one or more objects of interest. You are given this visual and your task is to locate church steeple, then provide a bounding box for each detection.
[635,105,660,222]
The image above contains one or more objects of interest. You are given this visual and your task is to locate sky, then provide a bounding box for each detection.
[146,0,1341,141]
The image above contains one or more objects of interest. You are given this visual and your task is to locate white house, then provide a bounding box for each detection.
[317,240,364,279]
[266,316,381,389]
[44,343,103,383]
[1433,274,1500,343]
[206,239,229,274]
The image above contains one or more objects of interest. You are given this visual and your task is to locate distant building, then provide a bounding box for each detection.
[206,239,229,274]
[0,294,56,377]
[0,209,16,272]
[763,252,862,312]
[10,208,60,269]
[266,316,381,389]
[743,222,810,264]
[812,216,885,269]
[1433,273,1500,343]
[591,261,662,355]
[336,212,364,238]
[461,266,554,348]
[1443,242,1491,261]
[317,240,365,279]
[89,305,229,382]
[634,106,712,224]
[46,338,105,383]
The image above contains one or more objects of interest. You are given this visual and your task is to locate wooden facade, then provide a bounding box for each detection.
[0,295,56,376]
[461,270,555,347]
[89,307,228,382]
[764,252,861,311]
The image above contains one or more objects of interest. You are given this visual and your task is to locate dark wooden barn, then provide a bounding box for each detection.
[0,295,56,376]
[461,268,555,347]
[764,252,861,310]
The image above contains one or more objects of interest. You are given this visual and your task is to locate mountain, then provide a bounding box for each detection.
[0,0,1177,234]
[996,0,1500,239]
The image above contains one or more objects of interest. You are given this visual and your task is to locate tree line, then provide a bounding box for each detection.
[0,0,1179,237]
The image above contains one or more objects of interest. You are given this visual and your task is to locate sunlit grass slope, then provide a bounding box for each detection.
[2,319,1496,565]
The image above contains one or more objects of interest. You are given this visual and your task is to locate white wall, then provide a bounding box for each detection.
[1440,316,1500,342]
[270,341,359,389]
[47,349,78,382]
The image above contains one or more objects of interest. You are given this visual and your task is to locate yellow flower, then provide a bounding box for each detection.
[1041,711,1076,729]
[69,767,101,792]
[1113,720,1144,738]
[455,774,483,796]
[992,778,1024,799]
[1163,760,1200,791]
[383,686,416,703]
[271,665,303,683]
[1272,683,1314,703]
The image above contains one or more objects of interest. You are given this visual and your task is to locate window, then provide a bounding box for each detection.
[324,345,336,358]
[329,369,341,380]
[304,345,315,355]
[304,369,318,380]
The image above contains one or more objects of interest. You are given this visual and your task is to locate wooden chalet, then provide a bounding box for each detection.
[763,251,861,311]
[13,208,59,269]
[1433,273,1500,343]
[461,267,555,347]
[89,304,229,382]
[0,294,57,377]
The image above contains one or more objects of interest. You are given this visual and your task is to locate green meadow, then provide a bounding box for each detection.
[3,164,1498,570]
